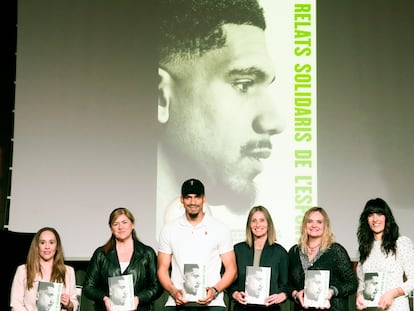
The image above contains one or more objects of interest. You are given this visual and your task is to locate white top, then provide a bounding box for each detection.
[158,214,233,307]
[357,236,414,311]
[119,262,129,273]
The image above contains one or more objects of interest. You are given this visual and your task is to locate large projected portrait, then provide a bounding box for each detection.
[156,0,317,247]
[8,0,316,258]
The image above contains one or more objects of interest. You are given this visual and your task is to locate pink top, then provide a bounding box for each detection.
[10,264,78,311]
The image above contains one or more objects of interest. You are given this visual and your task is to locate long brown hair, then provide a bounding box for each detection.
[299,207,335,253]
[25,227,67,289]
[245,205,277,247]
[102,207,139,254]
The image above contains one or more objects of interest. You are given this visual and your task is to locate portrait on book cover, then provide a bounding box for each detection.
[304,270,330,308]
[108,275,134,311]
[245,266,271,305]
[363,272,385,307]
[36,281,62,311]
[183,263,206,302]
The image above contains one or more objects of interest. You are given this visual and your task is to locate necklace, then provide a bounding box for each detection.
[307,243,321,255]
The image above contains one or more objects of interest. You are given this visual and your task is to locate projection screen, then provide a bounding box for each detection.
[8,0,414,261]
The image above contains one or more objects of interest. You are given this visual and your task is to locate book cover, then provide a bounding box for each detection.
[182,263,207,302]
[363,272,386,307]
[36,281,63,311]
[108,274,134,311]
[245,266,271,305]
[74,285,82,311]
[304,270,330,308]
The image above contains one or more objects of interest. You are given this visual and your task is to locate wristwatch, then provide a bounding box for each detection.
[212,286,219,298]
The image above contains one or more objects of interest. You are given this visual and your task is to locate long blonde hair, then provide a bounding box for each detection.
[299,207,335,253]
[245,205,277,247]
[25,227,67,289]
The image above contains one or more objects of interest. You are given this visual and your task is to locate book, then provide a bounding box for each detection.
[36,281,63,311]
[74,285,82,311]
[245,266,271,305]
[182,263,207,302]
[108,274,134,311]
[362,272,386,307]
[304,270,330,308]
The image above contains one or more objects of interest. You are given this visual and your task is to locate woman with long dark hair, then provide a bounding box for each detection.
[355,198,414,311]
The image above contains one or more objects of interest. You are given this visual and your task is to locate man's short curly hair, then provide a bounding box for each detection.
[159,0,266,65]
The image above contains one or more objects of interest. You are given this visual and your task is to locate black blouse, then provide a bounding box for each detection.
[288,242,357,311]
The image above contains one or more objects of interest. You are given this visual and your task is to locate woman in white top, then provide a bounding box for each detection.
[356,198,414,311]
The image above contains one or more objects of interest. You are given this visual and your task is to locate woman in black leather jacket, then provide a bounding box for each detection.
[83,207,163,311]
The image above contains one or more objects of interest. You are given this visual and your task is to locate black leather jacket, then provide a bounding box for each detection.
[83,239,163,311]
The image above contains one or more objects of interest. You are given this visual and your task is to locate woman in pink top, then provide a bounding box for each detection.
[10,227,78,311]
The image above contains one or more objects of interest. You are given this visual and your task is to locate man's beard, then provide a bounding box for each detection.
[188,211,200,219]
